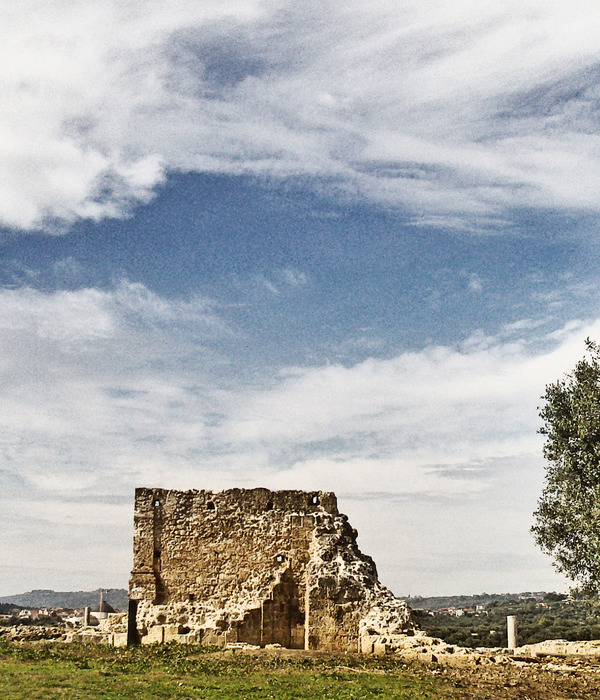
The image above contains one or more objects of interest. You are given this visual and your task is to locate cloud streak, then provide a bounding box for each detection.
[3,1,600,231]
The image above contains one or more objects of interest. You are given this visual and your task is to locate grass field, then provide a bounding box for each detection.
[0,640,451,699]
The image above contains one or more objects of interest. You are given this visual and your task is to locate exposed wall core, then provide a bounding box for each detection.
[129,487,413,650]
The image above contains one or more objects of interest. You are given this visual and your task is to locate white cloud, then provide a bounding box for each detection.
[2,1,600,231]
[209,324,595,504]
[0,286,115,341]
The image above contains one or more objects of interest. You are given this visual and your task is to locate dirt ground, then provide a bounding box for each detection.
[419,655,600,699]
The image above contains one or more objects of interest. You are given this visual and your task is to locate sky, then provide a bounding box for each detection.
[3,0,600,598]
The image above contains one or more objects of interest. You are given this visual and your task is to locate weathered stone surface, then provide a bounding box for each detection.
[129,487,414,651]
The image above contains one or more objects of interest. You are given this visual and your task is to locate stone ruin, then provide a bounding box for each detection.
[128,487,414,651]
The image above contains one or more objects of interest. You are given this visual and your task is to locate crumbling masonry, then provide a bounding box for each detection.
[129,488,414,651]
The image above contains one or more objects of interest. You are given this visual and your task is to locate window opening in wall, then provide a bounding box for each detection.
[207,501,215,510]
[188,594,195,603]
[266,501,274,511]
[311,494,319,505]
[275,554,284,563]
[154,499,160,507]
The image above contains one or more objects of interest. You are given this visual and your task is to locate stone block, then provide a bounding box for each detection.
[360,635,376,653]
[113,632,128,647]
[142,625,164,644]
[202,631,227,647]
[163,625,180,642]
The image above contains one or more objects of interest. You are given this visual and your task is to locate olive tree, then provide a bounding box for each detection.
[532,339,600,594]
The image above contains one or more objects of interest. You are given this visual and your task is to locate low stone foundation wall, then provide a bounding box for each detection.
[65,612,129,647]
[0,625,66,642]
[518,639,600,657]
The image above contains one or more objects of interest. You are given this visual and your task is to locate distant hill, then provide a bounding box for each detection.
[0,589,128,610]
[404,592,551,610]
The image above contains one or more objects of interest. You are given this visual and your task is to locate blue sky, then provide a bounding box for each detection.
[3,0,600,597]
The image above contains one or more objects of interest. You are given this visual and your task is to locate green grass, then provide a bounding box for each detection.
[0,640,451,699]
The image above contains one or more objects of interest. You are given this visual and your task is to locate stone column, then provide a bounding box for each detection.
[507,615,517,650]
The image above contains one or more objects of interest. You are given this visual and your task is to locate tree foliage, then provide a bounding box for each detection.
[532,339,600,594]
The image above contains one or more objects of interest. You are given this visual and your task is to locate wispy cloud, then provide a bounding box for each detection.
[0,282,226,492]
[3,1,600,231]
[467,273,484,293]
[233,268,309,297]
[216,328,586,471]
[276,268,308,288]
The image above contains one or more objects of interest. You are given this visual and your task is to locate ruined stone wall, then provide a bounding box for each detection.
[129,487,413,650]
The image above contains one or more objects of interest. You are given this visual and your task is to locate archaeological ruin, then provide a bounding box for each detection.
[128,487,414,651]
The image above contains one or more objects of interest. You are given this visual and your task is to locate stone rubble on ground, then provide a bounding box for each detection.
[367,630,600,671]
[0,625,66,641]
